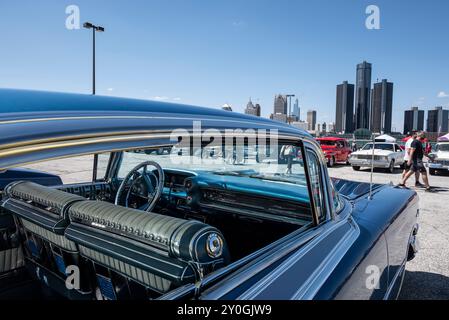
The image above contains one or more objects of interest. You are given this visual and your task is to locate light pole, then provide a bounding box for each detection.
[83,22,105,95]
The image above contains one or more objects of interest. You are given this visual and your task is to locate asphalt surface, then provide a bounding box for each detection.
[328,165,449,300]
[24,156,449,299]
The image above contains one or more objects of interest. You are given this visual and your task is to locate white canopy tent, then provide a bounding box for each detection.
[374,134,396,143]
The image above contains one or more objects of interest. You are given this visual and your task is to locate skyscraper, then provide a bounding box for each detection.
[355,61,372,130]
[244,99,261,116]
[371,79,393,133]
[403,107,424,134]
[274,95,287,115]
[335,81,354,133]
[254,103,261,117]
[307,110,317,131]
[427,106,449,133]
[292,98,300,121]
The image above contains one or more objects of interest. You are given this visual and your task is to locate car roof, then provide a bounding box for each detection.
[0,88,308,133]
[0,89,312,169]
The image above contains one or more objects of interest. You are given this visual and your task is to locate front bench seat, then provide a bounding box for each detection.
[65,200,230,295]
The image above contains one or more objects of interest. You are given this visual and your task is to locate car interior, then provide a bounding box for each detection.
[0,143,317,300]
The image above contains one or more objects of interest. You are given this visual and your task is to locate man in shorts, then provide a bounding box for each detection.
[402,132,424,187]
[400,132,431,192]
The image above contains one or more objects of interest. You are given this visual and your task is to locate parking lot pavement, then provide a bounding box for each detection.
[328,165,449,300]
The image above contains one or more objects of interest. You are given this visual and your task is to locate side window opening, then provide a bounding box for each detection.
[22,155,94,185]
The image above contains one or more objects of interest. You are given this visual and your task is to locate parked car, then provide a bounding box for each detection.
[348,142,405,173]
[316,137,352,167]
[0,89,418,300]
[428,142,449,175]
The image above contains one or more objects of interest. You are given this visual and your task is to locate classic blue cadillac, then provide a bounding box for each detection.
[0,89,419,300]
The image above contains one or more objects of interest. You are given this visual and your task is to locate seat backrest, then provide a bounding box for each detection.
[2,181,94,295]
[4,181,86,223]
[2,181,85,244]
[65,200,229,293]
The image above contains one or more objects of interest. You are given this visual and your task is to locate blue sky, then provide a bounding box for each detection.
[1,0,448,131]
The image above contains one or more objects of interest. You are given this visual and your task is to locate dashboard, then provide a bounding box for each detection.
[161,169,312,225]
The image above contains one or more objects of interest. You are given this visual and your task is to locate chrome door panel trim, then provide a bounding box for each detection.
[199,225,320,300]
[294,218,359,299]
[236,216,359,300]
[383,261,406,300]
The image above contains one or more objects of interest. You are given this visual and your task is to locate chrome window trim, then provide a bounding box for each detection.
[303,141,333,222]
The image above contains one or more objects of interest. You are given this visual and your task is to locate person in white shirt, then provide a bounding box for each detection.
[402,132,423,187]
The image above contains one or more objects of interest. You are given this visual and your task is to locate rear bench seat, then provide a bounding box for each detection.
[65,200,230,297]
[2,181,230,299]
[1,181,93,298]
[2,181,85,253]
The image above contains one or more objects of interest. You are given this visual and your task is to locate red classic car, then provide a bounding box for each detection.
[316,137,352,167]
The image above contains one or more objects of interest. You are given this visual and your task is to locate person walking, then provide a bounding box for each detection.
[402,132,424,187]
[400,132,431,192]
[280,144,295,174]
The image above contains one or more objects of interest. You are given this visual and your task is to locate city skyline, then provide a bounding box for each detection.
[0,1,448,131]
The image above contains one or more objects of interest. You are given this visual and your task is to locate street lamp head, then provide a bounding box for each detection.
[83,22,105,32]
[83,22,94,29]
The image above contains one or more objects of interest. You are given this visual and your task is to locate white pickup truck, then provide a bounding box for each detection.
[348,142,405,173]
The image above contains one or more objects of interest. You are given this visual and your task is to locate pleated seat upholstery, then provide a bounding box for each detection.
[65,201,229,293]
[2,181,86,250]
[65,200,229,293]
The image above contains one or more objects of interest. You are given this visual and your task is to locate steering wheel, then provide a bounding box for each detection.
[114,161,165,212]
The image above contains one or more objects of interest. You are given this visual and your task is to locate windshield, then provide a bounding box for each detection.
[318,140,337,146]
[437,144,449,152]
[118,143,307,186]
[362,143,394,151]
